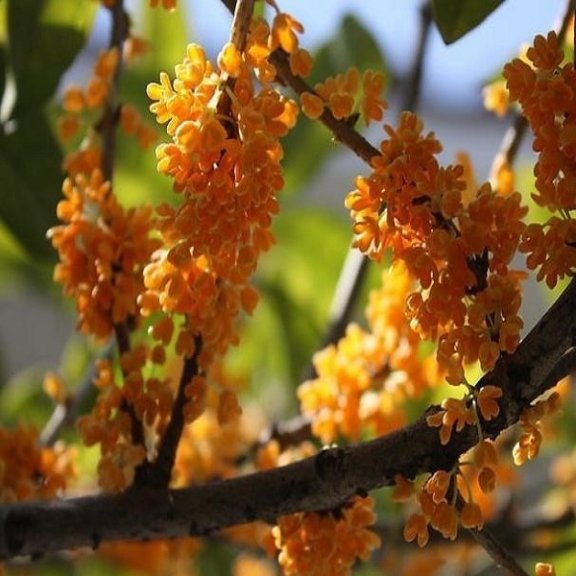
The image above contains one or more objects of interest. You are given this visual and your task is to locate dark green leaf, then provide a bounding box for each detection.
[7,0,97,116]
[432,0,506,44]
[309,14,388,86]
[282,14,388,194]
[0,110,62,257]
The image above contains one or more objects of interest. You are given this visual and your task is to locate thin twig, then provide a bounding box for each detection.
[100,1,128,182]
[468,523,530,576]
[301,0,434,381]
[404,0,433,112]
[540,346,576,391]
[451,493,529,576]
[136,337,202,487]
[229,0,255,51]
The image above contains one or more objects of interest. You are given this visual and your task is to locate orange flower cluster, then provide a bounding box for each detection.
[59,47,156,151]
[145,22,298,375]
[426,385,502,445]
[346,111,528,384]
[298,261,441,444]
[272,496,381,576]
[401,469,482,546]
[59,48,119,144]
[77,357,148,491]
[504,31,576,287]
[48,169,161,340]
[398,436,517,548]
[300,67,387,125]
[482,79,510,117]
[98,538,201,576]
[512,392,561,466]
[0,425,75,503]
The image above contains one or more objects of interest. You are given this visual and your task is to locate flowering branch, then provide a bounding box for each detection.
[2,276,575,560]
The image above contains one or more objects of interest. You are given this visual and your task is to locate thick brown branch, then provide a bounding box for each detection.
[2,278,575,560]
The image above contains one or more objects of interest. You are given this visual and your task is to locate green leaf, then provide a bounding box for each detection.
[7,0,96,116]
[432,0,506,44]
[255,209,351,384]
[282,13,388,194]
[309,14,388,86]
[0,110,62,257]
[141,0,187,73]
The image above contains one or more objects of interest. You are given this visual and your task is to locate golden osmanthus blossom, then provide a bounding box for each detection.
[59,48,119,143]
[401,464,492,549]
[346,110,528,385]
[504,31,576,287]
[98,538,201,576]
[513,392,561,466]
[76,357,145,491]
[47,170,161,340]
[59,47,157,152]
[0,425,75,503]
[426,385,502,446]
[145,19,299,376]
[272,496,381,576]
[482,79,510,117]
[298,261,441,443]
[172,399,249,486]
[300,67,387,125]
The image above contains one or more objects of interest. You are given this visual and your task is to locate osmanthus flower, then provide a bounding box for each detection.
[58,48,119,143]
[504,31,576,287]
[300,67,388,125]
[146,17,300,390]
[512,392,561,466]
[0,425,75,503]
[298,261,441,444]
[271,496,381,576]
[48,170,161,340]
[346,110,529,385]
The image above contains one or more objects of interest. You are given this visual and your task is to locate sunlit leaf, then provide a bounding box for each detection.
[431,0,506,44]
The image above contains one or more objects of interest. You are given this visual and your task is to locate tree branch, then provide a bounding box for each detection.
[2,277,575,560]
[136,338,202,487]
